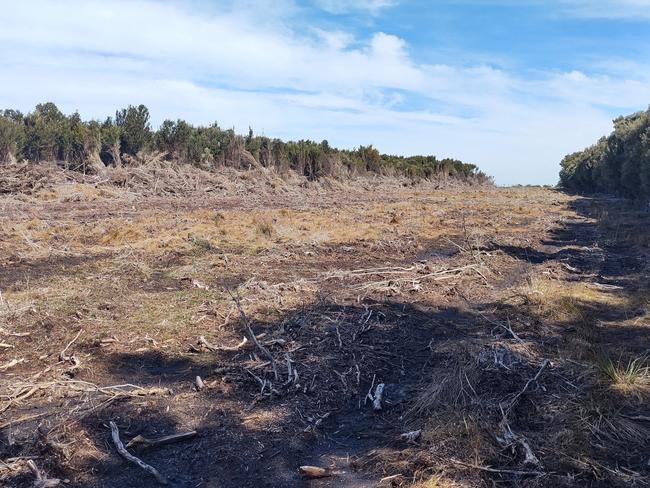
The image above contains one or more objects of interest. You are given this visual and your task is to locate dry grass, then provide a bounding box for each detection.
[8,177,647,487]
[410,475,472,488]
[523,278,626,322]
[600,355,650,397]
[409,358,479,416]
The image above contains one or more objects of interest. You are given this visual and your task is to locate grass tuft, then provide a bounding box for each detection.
[601,356,650,389]
[254,218,275,238]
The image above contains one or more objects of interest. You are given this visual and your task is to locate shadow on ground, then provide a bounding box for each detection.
[3,194,649,488]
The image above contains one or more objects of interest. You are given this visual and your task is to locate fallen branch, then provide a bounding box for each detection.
[379,474,404,484]
[495,359,550,469]
[372,383,385,411]
[498,409,541,467]
[400,430,422,443]
[299,466,333,478]
[450,458,544,476]
[198,335,249,352]
[504,359,550,413]
[476,310,523,342]
[109,421,169,485]
[27,459,60,487]
[0,327,30,337]
[0,358,24,370]
[59,329,83,362]
[126,431,198,449]
[227,288,279,381]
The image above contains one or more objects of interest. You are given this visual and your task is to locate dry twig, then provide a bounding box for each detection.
[126,431,198,449]
[226,288,279,381]
[27,459,60,487]
[110,421,169,485]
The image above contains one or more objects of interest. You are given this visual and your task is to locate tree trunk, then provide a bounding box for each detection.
[110,143,122,167]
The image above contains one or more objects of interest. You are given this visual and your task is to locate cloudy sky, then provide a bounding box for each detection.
[1,1,649,184]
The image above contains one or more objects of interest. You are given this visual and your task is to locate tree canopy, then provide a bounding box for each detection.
[0,102,488,184]
[559,107,650,200]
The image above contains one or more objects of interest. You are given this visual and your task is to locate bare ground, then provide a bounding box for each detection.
[1,167,649,487]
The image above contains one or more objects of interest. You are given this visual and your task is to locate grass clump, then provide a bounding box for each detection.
[599,355,650,402]
[189,234,216,252]
[601,356,650,390]
[254,218,275,238]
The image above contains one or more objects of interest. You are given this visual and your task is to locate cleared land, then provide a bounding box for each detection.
[0,166,649,487]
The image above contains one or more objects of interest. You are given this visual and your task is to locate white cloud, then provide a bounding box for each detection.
[0,0,647,185]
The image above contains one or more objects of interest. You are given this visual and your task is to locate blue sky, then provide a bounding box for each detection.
[1,1,649,184]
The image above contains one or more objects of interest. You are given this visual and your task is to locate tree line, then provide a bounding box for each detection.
[0,102,488,182]
[559,107,650,200]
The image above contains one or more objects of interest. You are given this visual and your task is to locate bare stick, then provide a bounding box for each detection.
[59,329,83,361]
[27,459,61,487]
[198,335,249,352]
[498,408,541,466]
[372,383,385,411]
[400,430,422,443]
[126,431,198,449]
[0,327,30,337]
[505,359,550,413]
[450,458,544,476]
[109,421,169,485]
[477,310,523,342]
[0,358,24,370]
[299,466,333,478]
[364,374,376,405]
[226,288,279,381]
[495,360,550,469]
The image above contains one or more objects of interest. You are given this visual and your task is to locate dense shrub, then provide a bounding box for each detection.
[0,102,490,183]
[115,104,151,156]
[559,107,650,200]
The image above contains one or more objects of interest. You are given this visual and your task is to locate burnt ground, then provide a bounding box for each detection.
[1,180,649,488]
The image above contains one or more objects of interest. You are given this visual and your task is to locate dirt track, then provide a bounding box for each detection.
[1,180,649,487]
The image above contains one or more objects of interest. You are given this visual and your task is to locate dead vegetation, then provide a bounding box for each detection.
[0,165,648,487]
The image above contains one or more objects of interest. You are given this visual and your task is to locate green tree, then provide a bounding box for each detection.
[115,104,151,156]
[0,111,25,162]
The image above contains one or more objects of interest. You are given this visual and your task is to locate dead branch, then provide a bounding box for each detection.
[126,431,198,449]
[299,466,333,478]
[109,421,169,485]
[27,459,60,487]
[364,374,376,406]
[400,430,422,443]
[0,327,31,337]
[0,358,25,370]
[494,359,550,469]
[226,288,279,381]
[303,412,331,433]
[450,458,544,476]
[59,329,83,362]
[372,383,385,411]
[476,310,523,342]
[198,335,249,352]
[498,409,541,466]
[505,359,550,413]
[0,379,167,415]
